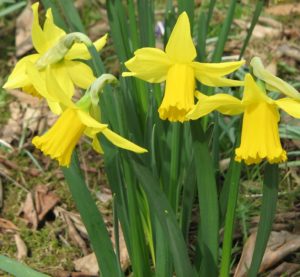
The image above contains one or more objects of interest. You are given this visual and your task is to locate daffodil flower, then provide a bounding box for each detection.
[3,3,107,113]
[122,12,244,122]
[188,73,300,165]
[32,68,147,167]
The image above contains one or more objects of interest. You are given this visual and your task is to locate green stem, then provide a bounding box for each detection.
[219,161,241,277]
[168,123,181,211]
[63,153,122,277]
[247,163,279,276]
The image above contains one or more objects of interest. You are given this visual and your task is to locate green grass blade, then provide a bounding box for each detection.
[62,153,122,277]
[137,0,155,47]
[0,1,26,18]
[212,0,238,62]
[196,0,217,61]
[190,120,219,277]
[155,218,173,277]
[219,161,241,277]
[0,255,50,277]
[177,0,195,28]
[132,159,196,277]
[247,163,279,276]
[56,0,85,33]
[40,0,68,30]
[239,0,264,60]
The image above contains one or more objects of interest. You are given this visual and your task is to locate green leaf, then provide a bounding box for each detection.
[212,0,238,62]
[56,0,85,33]
[0,1,26,18]
[219,160,241,277]
[132,159,196,277]
[0,255,50,277]
[247,163,279,276]
[40,0,68,30]
[62,153,122,277]
[239,0,264,60]
[177,0,195,28]
[190,120,219,276]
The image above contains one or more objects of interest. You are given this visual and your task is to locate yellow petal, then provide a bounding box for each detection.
[165,12,196,63]
[192,60,244,77]
[65,34,107,61]
[187,92,244,120]
[45,67,75,110]
[65,60,96,89]
[77,110,108,132]
[192,60,245,87]
[91,135,104,154]
[242,74,272,106]
[123,48,172,83]
[101,128,148,153]
[26,62,53,100]
[3,54,40,89]
[196,75,244,87]
[43,9,66,49]
[275,98,300,118]
[31,3,48,53]
[50,63,74,99]
[251,57,300,101]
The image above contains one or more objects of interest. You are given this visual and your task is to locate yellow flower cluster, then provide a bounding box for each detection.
[123,12,300,165]
[5,6,300,167]
[4,3,147,167]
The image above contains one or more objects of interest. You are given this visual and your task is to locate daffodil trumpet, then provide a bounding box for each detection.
[123,12,245,122]
[3,2,107,115]
[32,69,147,167]
[187,73,300,165]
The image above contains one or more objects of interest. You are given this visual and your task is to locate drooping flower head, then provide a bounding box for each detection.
[123,12,244,122]
[187,72,300,165]
[32,68,147,167]
[3,3,107,114]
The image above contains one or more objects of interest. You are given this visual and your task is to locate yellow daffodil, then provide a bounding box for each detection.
[32,68,147,167]
[187,73,300,165]
[122,12,244,122]
[3,3,107,111]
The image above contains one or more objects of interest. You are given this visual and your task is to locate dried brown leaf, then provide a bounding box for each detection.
[266,3,300,16]
[19,192,38,229]
[0,218,19,233]
[234,231,300,277]
[16,4,33,57]
[19,185,60,229]
[73,253,99,275]
[14,234,27,260]
[35,185,60,221]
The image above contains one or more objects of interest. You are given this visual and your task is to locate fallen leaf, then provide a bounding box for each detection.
[2,101,22,143]
[34,185,60,222]
[64,214,89,255]
[266,3,300,16]
[252,24,281,39]
[54,207,88,238]
[268,262,300,277]
[14,234,27,260]
[111,224,130,271]
[73,253,99,275]
[19,185,60,229]
[19,192,39,229]
[234,231,300,277]
[16,4,33,57]
[0,218,19,233]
